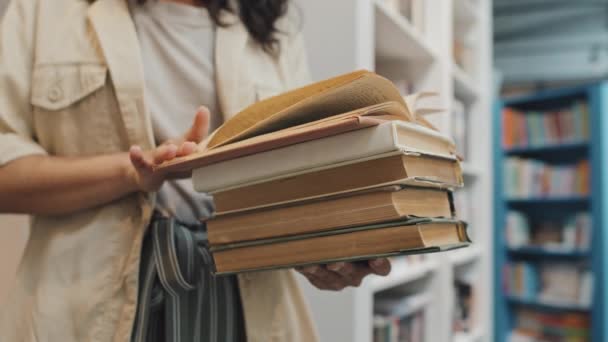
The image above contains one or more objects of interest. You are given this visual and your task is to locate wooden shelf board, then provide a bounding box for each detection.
[374,0,438,64]
[453,63,480,103]
[369,258,438,293]
[448,245,481,266]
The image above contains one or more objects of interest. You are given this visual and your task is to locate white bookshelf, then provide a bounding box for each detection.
[369,258,439,293]
[454,327,485,342]
[295,0,493,341]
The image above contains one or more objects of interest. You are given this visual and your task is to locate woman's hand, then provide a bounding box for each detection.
[296,258,391,291]
[127,107,210,192]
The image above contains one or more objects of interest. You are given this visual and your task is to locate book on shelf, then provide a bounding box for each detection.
[509,309,590,342]
[505,211,531,249]
[504,261,593,308]
[374,292,428,342]
[504,157,590,198]
[506,211,592,252]
[157,70,469,274]
[374,311,425,342]
[504,262,538,300]
[502,101,590,149]
[453,272,476,335]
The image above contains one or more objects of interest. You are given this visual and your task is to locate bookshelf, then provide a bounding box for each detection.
[494,83,608,341]
[294,0,493,341]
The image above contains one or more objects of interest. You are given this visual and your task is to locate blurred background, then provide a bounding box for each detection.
[1,0,607,341]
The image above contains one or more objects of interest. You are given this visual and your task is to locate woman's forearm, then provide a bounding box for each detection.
[0,153,140,215]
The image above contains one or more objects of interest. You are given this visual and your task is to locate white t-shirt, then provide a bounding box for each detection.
[131,0,223,223]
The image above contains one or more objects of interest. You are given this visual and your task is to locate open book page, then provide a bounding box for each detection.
[208,70,371,148]
[209,72,406,148]
[157,101,410,173]
[404,92,444,131]
[278,101,413,132]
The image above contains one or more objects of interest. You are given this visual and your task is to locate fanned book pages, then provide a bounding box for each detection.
[156,70,445,174]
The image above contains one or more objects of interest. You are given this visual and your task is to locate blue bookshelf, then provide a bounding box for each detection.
[494,82,608,342]
[504,141,589,158]
[507,246,590,259]
[506,296,590,313]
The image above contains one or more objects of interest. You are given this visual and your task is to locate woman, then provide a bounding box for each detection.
[0,0,391,340]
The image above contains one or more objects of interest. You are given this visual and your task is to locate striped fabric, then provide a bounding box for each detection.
[132,216,244,342]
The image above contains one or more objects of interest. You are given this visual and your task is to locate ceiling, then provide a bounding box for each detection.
[494,0,608,86]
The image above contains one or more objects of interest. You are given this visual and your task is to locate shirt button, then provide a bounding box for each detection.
[48,86,63,102]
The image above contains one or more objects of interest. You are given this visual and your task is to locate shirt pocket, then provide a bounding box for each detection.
[31,63,107,110]
[31,63,128,156]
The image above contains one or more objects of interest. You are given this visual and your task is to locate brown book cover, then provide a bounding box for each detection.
[211,219,469,275]
[213,153,462,214]
[207,186,454,245]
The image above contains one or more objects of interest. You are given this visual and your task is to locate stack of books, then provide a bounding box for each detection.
[160,70,469,274]
[502,101,590,149]
[453,275,475,334]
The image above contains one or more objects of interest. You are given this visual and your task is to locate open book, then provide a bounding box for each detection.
[157,70,444,174]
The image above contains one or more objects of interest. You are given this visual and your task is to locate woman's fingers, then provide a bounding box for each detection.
[176,141,198,157]
[153,144,178,164]
[369,258,391,276]
[297,259,392,292]
[300,266,349,291]
[129,145,152,171]
[297,262,377,291]
[184,106,210,143]
[327,262,356,279]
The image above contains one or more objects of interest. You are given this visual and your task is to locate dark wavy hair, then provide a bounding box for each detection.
[91,0,289,55]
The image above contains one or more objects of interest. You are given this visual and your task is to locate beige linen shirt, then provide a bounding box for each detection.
[0,0,318,341]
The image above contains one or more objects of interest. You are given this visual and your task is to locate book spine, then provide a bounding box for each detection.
[193,123,399,192]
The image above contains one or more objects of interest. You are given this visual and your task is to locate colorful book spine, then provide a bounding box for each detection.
[373,311,425,342]
[511,309,590,341]
[505,262,593,307]
[504,158,590,198]
[502,101,590,149]
[504,262,538,299]
[506,211,592,251]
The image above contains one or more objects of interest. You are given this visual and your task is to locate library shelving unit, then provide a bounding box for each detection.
[493,83,608,341]
[294,0,493,341]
